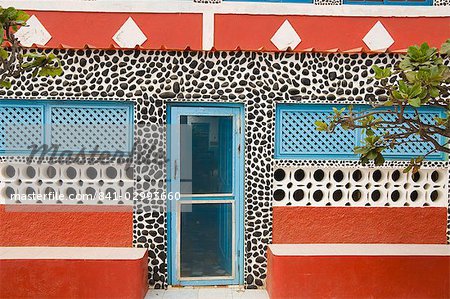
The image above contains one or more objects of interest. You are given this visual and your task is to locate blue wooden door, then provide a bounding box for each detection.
[168,105,244,286]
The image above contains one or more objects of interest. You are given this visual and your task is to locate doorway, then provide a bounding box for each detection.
[167,104,244,286]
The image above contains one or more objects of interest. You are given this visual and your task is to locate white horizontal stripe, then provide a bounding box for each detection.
[269,244,450,256]
[0,0,449,17]
[0,247,147,260]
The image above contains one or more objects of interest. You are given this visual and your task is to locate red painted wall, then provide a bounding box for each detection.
[27,11,203,50]
[0,205,133,246]
[215,15,450,52]
[0,252,148,298]
[266,247,450,299]
[273,207,448,244]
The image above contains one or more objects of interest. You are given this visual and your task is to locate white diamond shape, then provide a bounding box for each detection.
[363,21,395,51]
[270,20,301,51]
[15,15,51,47]
[113,17,147,48]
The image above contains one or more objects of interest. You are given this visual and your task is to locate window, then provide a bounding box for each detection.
[344,0,432,5]
[0,100,134,155]
[275,104,446,160]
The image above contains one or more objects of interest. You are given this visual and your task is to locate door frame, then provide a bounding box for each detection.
[166,103,245,286]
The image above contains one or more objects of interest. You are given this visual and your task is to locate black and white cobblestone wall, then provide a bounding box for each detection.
[0,49,448,288]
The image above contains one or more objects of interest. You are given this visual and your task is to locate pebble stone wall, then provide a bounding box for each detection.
[0,49,448,289]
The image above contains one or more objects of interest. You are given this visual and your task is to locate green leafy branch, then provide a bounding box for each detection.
[0,6,62,88]
[315,40,450,172]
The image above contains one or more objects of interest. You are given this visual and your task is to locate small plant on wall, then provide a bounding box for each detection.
[0,6,62,88]
[316,40,450,172]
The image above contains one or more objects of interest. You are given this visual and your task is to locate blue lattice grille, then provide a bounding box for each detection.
[276,104,446,160]
[0,101,133,155]
[377,111,441,158]
[280,110,357,156]
[0,105,44,152]
[50,106,132,152]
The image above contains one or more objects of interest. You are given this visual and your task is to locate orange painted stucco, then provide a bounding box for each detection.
[215,15,450,52]
[0,205,133,246]
[0,251,148,298]
[26,11,203,50]
[266,247,450,299]
[273,207,448,244]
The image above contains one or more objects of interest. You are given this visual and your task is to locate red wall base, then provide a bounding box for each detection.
[0,249,148,299]
[0,205,133,246]
[273,207,448,244]
[267,247,450,299]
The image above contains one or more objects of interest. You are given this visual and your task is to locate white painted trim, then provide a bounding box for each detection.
[0,247,147,260]
[202,12,214,51]
[1,0,449,17]
[269,244,450,256]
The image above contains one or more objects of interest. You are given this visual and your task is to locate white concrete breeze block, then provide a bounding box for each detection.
[273,167,448,207]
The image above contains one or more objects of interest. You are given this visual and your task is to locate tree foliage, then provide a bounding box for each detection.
[0,6,62,88]
[315,40,450,172]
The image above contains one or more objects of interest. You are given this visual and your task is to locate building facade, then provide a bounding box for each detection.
[0,0,449,290]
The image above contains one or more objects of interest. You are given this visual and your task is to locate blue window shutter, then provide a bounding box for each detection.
[0,100,134,155]
[344,0,432,5]
[0,103,45,155]
[275,104,446,160]
[276,104,360,159]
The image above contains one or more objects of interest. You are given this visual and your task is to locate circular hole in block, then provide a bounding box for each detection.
[125,167,134,180]
[411,172,421,183]
[105,188,117,200]
[391,170,401,182]
[430,190,439,202]
[26,166,36,179]
[274,169,286,182]
[26,187,36,196]
[86,167,98,180]
[4,186,15,199]
[4,165,16,179]
[294,169,305,182]
[431,171,440,183]
[44,187,55,197]
[352,190,362,202]
[410,190,419,202]
[66,187,77,198]
[333,170,344,182]
[106,167,118,179]
[352,170,362,182]
[391,190,400,202]
[86,187,97,198]
[372,170,382,182]
[313,170,325,182]
[66,167,77,180]
[312,190,323,202]
[46,166,57,179]
[293,189,304,202]
[371,190,381,202]
[332,190,343,201]
[273,189,285,201]
[125,187,134,200]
